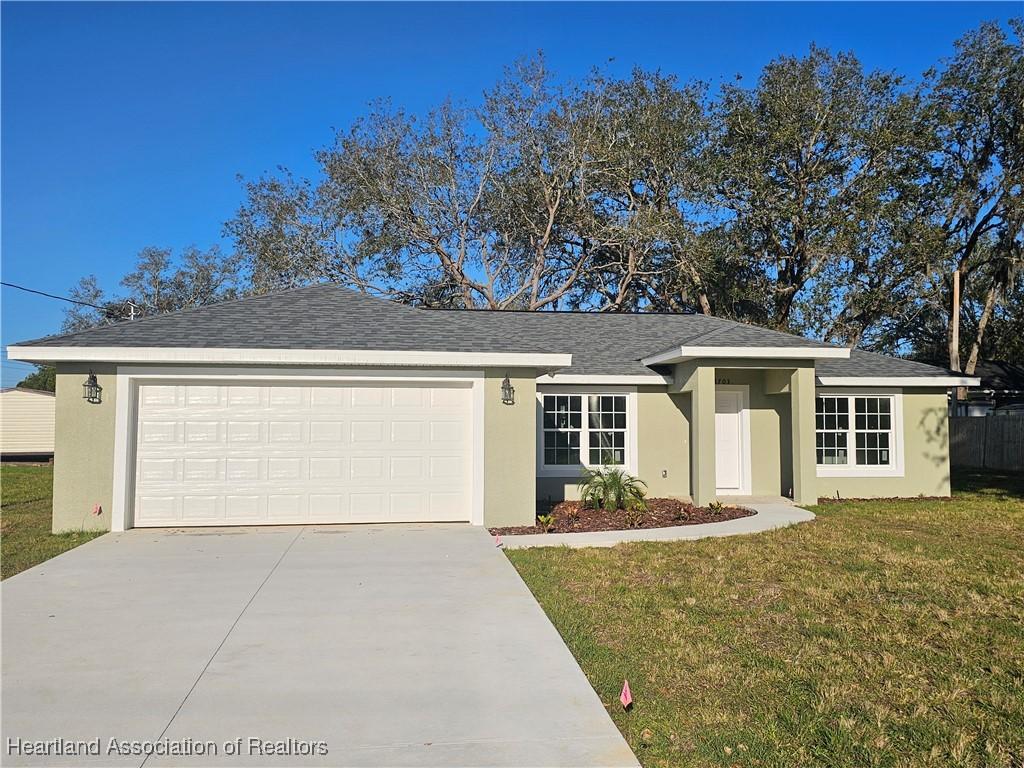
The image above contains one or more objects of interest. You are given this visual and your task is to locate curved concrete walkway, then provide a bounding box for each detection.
[500,502,815,549]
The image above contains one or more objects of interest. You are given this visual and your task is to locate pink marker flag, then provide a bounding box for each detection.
[494,534,503,548]
[620,679,632,709]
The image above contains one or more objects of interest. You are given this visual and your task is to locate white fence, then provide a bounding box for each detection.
[949,416,1024,471]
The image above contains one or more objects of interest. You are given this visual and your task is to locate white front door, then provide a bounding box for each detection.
[132,382,473,527]
[715,387,749,495]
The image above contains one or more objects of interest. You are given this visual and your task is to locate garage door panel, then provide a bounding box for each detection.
[136,495,178,524]
[350,421,384,443]
[225,457,261,481]
[186,386,221,406]
[310,421,344,443]
[183,458,220,481]
[350,456,384,479]
[181,495,220,521]
[309,457,346,480]
[227,421,262,443]
[133,382,472,526]
[140,421,178,445]
[269,421,304,443]
[225,495,262,520]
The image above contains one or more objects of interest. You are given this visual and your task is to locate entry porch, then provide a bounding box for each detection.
[671,361,817,506]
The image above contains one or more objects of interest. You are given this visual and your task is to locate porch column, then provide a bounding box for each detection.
[790,366,818,505]
[690,366,718,506]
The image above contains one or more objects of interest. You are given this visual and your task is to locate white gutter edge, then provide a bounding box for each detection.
[642,345,851,366]
[6,345,573,369]
[539,374,673,385]
[816,376,981,387]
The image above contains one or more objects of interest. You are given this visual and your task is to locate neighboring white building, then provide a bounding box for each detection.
[0,387,55,457]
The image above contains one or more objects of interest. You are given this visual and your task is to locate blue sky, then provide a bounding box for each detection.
[1,1,1016,385]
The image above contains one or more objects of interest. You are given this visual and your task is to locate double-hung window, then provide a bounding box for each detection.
[542,395,582,466]
[541,393,630,471]
[815,393,902,475]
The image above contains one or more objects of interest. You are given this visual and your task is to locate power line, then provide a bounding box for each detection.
[0,281,127,317]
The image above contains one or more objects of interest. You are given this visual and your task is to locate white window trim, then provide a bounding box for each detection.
[110,366,487,531]
[814,388,905,478]
[535,385,639,477]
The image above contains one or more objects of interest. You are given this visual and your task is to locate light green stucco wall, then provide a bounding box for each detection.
[637,387,691,498]
[52,363,117,533]
[816,389,951,499]
[483,369,537,527]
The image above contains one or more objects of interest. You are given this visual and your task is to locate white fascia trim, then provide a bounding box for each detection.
[539,374,672,385]
[642,345,850,366]
[816,376,980,387]
[7,345,572,369]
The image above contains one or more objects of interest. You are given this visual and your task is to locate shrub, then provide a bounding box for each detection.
[707,499,724,514]
[566,505,581,527]
[623,499,645,528]
[578,468,648,512]
[537,513,556,533]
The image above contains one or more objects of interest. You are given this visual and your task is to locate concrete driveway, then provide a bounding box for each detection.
[1,525,637,767]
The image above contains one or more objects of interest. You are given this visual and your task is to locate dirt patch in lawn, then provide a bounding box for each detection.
[489,498,755,535]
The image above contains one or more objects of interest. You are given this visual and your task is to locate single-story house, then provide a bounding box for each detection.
[7,285,978,532]
[0,386,56,459]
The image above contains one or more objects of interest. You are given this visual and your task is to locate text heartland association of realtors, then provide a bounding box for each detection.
[5,737,329,758]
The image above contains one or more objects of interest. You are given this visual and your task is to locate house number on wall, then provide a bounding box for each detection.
[716,377,731,385]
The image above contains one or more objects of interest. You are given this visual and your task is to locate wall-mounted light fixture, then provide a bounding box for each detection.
[500,375,515,405]
[82,371,102,404]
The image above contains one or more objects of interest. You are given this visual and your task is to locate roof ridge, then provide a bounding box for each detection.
[418,305,702,317]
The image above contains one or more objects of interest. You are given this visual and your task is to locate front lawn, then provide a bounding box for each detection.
[507,470,1024,767]
[1,464,104,579]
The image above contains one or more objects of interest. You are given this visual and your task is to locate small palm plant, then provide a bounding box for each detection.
[578,467,648,512]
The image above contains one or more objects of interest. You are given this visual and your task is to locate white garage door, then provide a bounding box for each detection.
[132,382,473,527]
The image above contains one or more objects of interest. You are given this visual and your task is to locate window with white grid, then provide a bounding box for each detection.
[815,396,850,465]
[815,393,899,473]
[541,393,630,470]
[587,395,627,466]
[854,396,892,466]
[542,395,582,465]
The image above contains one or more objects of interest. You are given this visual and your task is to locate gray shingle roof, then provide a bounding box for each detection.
[816,350,962,380]
[15,283,958,379]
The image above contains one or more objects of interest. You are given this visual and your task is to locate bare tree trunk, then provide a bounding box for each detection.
[949,269,961,372]
[681,261,712,315]
[965,281,1000,376]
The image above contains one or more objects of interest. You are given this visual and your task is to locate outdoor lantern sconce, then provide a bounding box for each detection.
[82,371,102,404]
[500,375,515,405]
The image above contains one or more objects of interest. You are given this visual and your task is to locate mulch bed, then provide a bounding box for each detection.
[489,498,755,535]
[815,495,951,504]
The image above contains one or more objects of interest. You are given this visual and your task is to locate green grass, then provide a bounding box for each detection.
[507,470,1024,768]
[1,464,104,580]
